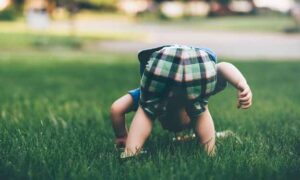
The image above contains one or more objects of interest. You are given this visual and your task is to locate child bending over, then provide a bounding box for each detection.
[111,45,252,157]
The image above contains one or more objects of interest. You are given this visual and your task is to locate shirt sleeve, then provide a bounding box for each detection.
[212,71,228,95]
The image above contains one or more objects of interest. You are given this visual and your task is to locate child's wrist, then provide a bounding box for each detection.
[236,80,248,90]
[116,135,127,142]
[115,135,127,147]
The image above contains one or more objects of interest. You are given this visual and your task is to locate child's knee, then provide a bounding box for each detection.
[110,101,125,117]
[111,94,134,116]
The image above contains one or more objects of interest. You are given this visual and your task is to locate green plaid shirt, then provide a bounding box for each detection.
[140,45,218,120]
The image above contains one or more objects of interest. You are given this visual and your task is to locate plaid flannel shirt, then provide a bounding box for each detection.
[140,45,217,120]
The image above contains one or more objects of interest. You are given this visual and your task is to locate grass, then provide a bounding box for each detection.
[137,14,294,33]
[0,32,83,50]
[71,11,296,33]
[0,48,299,179]
[0,20,141,48]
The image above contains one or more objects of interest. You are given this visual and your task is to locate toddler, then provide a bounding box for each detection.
[111,45,252,157]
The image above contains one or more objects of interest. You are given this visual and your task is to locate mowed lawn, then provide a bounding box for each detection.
[0,52,299,180]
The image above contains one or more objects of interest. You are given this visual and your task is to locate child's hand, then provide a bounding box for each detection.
[237,81,252,109]
[115,136,127,149]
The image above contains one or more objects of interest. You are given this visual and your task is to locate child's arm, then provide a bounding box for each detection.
[110,94,134,147]
[217,62,252,109]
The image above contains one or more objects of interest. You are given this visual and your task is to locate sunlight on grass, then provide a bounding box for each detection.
[0,21,141,44]
[198,15,294,32]
[138,14,294,32]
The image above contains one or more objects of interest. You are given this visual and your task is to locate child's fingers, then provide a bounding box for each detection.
[237,98,252,109]
[237,85,252,109]
[239,93,252,102]
[239,87,251,97]
[237,101,250,108]
[237,100,249,107]
[237,102,241,108]
[239,100,251,105]
[240,103,252,109]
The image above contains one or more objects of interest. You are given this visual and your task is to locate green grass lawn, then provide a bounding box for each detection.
[74,11,295,33]
[0,50,299,179]
[0,21,140,50]
[137,14,294,33]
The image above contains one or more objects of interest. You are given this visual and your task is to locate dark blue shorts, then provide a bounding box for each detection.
[128,88,140,111]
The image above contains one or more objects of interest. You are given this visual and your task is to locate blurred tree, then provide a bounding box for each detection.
[73,0,117,10]
[13,0,24,10]
[206,0,255,16]
[285,0,300,33]
[82,0,117,6]
[0,0,23,20]
[0,7,17,20]
[56,0,78,36]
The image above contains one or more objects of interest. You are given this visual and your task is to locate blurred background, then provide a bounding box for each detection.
[1,2,300,179]
[1,0,300,60]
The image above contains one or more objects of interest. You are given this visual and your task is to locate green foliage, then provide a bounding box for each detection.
[154,0,230,3]
[87,0,117,6]
[75,0,118,9]
[137,14,293,32]
[214,0,231,5]
[0,50,299,179]
[0,32,82,49]
[0,7,17,21]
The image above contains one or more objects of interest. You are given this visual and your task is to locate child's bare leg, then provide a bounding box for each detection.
[125,106,153,155]
[194,105,216,155]
[110,94,133,141]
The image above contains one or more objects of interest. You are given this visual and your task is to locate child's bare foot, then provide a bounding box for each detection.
[120,148,147,159]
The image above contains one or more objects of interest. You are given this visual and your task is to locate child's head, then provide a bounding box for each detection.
[158,87,192,132]
[158,107,191,132]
